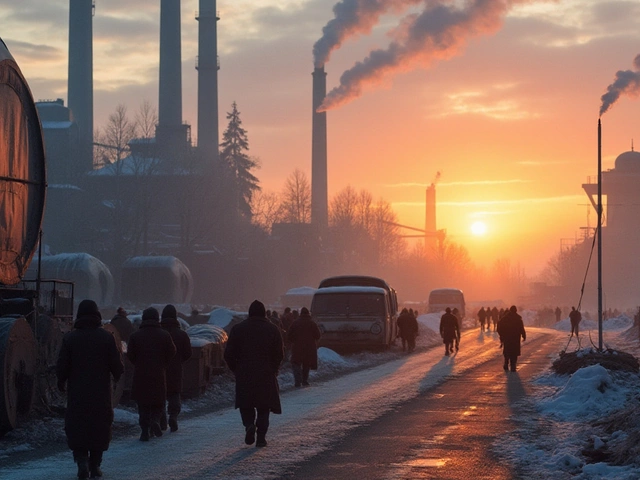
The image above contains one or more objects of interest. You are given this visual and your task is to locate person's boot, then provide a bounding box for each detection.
[244,424,256,445]
[169,415,179,432]
[151,421,163,437]
[256,432,267,448]
[140,427,150,442]
[76,456,90,479]
[89,452,103,478]
[160,413,168,431]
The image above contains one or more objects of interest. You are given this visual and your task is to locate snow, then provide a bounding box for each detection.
[553,314,634,332]
[285,286,316,296]
[2,319,640,479]
[207,307,246,329]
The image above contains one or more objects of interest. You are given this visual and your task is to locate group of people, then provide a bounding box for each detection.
[477,306,502,332]
[396,308,419,352]
[56,301,192,479]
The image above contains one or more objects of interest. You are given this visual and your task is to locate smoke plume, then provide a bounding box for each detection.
[599,55,640,117]
[313,0,424,68]
[317,0,522,112]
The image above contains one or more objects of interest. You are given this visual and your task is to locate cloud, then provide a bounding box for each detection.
[392,194,584,207]
[384,179,531,188]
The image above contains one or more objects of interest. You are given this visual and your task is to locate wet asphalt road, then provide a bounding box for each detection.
[283,332,559,480]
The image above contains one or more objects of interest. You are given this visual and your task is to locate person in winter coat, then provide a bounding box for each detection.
[397,308,419,353]
[224,300,284,448]
[110,306,134,343]
[569,306,582,337]
[478,307,487,332]
[497,305,526,372]
[127,307,176,441]
[160,304,192,432]
[439,307,460,356]
[287,307,321,387]
[56,299,124,480]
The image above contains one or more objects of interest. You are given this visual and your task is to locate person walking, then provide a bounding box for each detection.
[160,304,192,432]
[439,307,460,356]
[555,306,562,324]
[398,308,419,353]
[569,306,582,337]
[478,307,487,332]
[56,299,124,479]
[287,307,321,387]
[110,306,134,343]
[497,305,526,372]
[127,307,176,441]
[224,300,284,448]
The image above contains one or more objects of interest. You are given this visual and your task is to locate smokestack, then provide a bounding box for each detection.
[196,0,219,161]
[425,185,436,233]
[68,0,93,172]
[157,0,187,150]
[312,66,328,229]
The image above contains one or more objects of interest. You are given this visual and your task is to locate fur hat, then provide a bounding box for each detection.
[248,300,266,318]
[117,307,126,316]
[142,307,160,322]
[162,304,177,319]
[77,299,101,319]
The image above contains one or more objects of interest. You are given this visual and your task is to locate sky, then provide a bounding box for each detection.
[2,0,640,276]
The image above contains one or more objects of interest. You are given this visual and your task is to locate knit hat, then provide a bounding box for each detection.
[248,300,266,318]
[77,299,101,320]
[510,305,517,313]
[117,307,126,316]
[142,307,160,322]
[300,307,310,316]
[161,304,177,319]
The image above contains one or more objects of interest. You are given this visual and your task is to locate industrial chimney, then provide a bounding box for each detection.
[196,0,219,162]
[311,66,328,229]
[157,0,188,154]
[67,0,93,173]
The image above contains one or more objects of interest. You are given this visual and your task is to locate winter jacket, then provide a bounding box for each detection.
[56,314,124,452]
[287,312,321,369]
[497,311,526,357]
[127,319,176,406]
[110,313,135,343]
[160,317,192,395]
[439,312,460,343]
[397,312,419,339]
[224,316,284,414]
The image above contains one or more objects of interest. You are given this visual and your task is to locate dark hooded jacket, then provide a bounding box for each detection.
[287,309,321,369]
[56,300,124,452]
[397,309,419,339]
[224,301,284,414]
[497,308,526,357]
[439,311,460,343]
[127,308,176,406]
[160,305,192,395]
[110,310,134,343]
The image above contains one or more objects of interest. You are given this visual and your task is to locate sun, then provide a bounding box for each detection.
[470,221,488,236]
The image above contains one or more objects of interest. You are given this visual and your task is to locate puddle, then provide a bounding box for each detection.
[405,458,447,468]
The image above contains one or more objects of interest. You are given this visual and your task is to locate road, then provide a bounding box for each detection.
[0,327,566,480]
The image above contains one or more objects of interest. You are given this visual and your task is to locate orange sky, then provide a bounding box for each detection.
[3,0,640,276]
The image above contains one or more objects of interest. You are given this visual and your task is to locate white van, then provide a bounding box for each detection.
[427,288,466,318]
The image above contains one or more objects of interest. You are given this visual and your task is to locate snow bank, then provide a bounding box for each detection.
[553,314,633,332]
[318,347,348,366]
[417,313,441,332]
[538,364,628,420]
[113,408,138,425]
[207,307,246,329]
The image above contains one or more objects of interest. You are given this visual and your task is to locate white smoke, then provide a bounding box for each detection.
[600,55,640,117]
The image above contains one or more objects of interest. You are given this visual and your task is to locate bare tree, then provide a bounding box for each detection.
[251,190,284,234]
[280,169,311,223]
[94,104,136,171]
[134,100,157,139]
[370,198,406,265]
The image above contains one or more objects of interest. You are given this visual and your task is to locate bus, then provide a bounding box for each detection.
[427,288,466,318]
[312,276,399,350]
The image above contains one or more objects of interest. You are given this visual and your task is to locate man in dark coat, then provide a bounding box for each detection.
[497,305,526,372]
[110,306,134,343]
[439,307,460,356]
[287,307,321,387]
[397,308,419,353]
[569,306,582,337]
[56,299,124,479]
[224,300,284,448]
[160,304,192,432]
[478,307,487,331]
[127,307,176,441]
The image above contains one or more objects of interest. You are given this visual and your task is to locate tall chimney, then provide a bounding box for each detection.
[157,0,186,151]
[311,66,328,229]
[68,0,93,173]
[196,0,219,162]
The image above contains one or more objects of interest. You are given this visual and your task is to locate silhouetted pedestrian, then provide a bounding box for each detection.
[287,307,321,387]
[440,307,460,356]
[497,305,526,372]
[478,307,487,332]
[56,299,124,479]
[569,306,582,337]
[397,308,419,352]
[555,306,562,323]
[110,306,134,343]
[160,304,192,432]
[224,300,284,448]
[127,307,176,441]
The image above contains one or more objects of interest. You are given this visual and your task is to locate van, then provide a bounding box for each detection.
[428,288,465,318]
[311,286,395,351]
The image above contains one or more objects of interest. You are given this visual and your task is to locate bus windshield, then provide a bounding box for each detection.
[312,293,386,317]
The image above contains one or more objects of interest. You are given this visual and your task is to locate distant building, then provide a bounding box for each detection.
[582,148,640,308]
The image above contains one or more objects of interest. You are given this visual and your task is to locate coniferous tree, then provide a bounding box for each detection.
[219,102,260,219]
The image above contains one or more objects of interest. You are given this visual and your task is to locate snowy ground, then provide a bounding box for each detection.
[1,312,640,479]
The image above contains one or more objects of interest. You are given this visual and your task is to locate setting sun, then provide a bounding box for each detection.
[471,221,488,236]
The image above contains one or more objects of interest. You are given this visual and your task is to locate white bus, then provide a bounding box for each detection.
[427,288,466,318]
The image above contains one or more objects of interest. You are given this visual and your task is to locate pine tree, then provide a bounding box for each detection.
[219,102,260,219]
